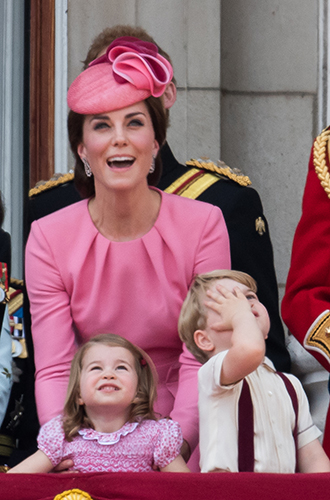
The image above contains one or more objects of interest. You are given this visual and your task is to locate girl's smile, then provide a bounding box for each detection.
[78,344,139,431]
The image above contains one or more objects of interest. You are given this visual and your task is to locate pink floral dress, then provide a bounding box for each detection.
[37,415,183,472]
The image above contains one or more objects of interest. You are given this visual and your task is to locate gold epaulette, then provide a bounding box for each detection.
[186,158,252,187]
[29,171,75,198]
[9,277,23,288]
[305,311,330,361]
[313,126,330,199]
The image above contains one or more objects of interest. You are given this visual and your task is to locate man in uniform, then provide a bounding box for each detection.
[27,25,290,374]
[282,126,330,456]
[0,194,12,443]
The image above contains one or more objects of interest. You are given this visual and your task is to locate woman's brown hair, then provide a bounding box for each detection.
[68,95,167,199]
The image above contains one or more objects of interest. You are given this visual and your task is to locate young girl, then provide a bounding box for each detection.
[8,334,190,473]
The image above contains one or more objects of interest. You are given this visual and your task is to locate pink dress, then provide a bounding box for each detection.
[25,188,230,452]
[38,416,182,472]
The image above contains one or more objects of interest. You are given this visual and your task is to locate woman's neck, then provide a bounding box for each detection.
[88,185,161,241]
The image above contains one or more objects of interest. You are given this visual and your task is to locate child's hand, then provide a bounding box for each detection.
[205,284,255,332]
[205,284,267,385]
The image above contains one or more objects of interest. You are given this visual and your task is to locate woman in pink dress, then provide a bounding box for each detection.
[25,37,230,466]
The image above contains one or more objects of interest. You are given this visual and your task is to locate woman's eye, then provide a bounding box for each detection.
[128,119,143,127]
[94,122,109,130]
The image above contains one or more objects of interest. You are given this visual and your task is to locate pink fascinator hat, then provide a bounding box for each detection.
[67,36,173,114]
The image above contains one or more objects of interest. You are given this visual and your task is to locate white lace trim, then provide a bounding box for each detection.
[78,421,139,445]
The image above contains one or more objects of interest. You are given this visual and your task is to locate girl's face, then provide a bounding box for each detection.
[77,101,159,195]
[78,344,139,424]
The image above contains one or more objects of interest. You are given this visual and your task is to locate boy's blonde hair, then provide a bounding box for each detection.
[62,334,158,441]
[178,270,257,364]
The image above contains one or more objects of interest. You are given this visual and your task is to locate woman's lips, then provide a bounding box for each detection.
[106,156,135,169]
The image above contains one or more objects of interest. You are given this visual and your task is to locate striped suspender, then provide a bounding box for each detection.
[238,373,299,472]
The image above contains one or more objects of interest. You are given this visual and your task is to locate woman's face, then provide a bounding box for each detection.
[77,101,159,195]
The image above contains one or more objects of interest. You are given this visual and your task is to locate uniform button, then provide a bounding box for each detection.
[268,391,273,396]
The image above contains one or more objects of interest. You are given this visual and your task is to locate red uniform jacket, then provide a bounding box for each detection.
[282,126,330,455]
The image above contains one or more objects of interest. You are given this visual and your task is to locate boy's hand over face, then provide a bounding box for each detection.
[205,285,255,332]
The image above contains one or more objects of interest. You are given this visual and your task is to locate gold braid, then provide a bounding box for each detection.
[29,172,74,198]
[186,159,251,187]
[313,127,330,199]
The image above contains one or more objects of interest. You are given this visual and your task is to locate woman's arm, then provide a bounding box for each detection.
[25,221,77,424]
[7,450,54,474]
[171,205,231,454]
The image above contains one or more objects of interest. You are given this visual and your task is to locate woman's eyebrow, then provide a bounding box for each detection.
[89,114,111,122]
[125,112,146,119]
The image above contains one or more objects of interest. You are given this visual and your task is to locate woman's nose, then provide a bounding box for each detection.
[112,126,128,146]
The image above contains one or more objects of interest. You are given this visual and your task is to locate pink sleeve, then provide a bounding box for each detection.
[37,416,65,467]
[193,205,231,277]
[25,221,77,425]
[171,204,230,451]
[153,419,183,468]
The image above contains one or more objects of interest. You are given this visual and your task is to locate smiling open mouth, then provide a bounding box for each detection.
[98,384,119,392]
[107,156,135,168]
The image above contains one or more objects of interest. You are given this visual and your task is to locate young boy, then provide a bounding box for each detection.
[178,270,330,473]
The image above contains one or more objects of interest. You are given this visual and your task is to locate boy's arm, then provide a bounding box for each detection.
[298,439,330,473]
[7,450,54,473]
[160,455,190,472]
[206,286,266,385]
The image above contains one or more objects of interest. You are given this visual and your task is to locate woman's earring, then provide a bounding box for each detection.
[149,155,156,174]
[82,158,92,177]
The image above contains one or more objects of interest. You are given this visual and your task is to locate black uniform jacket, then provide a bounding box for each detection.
[158,144,290,372]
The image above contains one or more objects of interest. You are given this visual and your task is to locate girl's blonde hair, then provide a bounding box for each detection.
[62,334,158,441]
[178,270,257,364]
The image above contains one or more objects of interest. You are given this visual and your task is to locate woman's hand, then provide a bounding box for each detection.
[52,458,77,473]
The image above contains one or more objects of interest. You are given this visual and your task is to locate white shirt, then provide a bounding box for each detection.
[198,352,321,473]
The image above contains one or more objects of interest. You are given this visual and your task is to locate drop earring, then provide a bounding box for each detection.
[149,155,156,174]
[82,158,92,177]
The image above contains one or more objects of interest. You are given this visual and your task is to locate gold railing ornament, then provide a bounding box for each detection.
[53,489,93,500]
